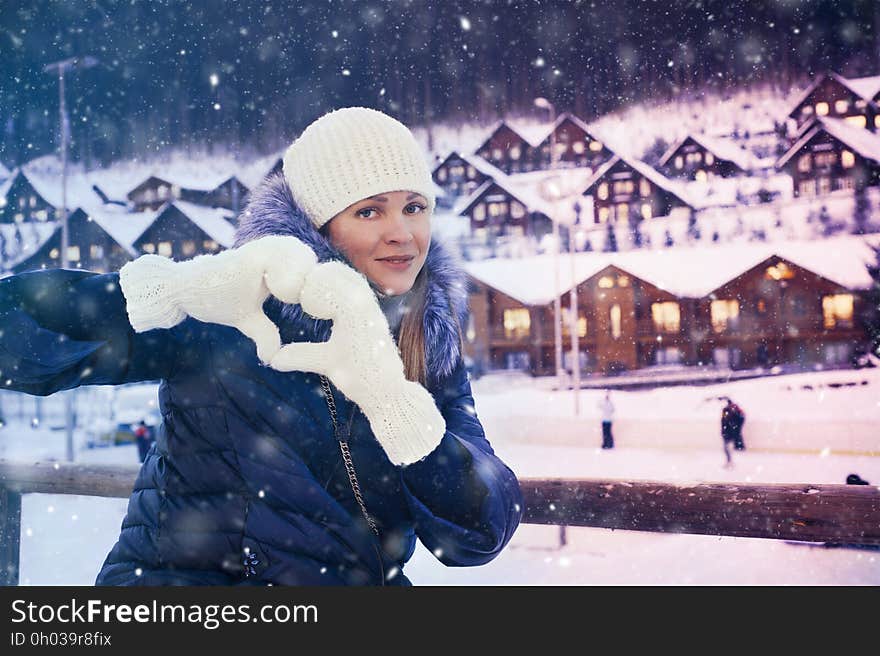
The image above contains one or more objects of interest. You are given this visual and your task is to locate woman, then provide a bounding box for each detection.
[0,107,523,585]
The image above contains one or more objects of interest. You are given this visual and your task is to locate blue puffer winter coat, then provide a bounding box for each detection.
[0,172,523,585]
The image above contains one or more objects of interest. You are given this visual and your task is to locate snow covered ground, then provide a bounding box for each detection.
[5,365,879,586]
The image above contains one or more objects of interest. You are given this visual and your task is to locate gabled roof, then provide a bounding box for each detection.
[474,119,539,153]
[463,234,879,306]
[583,155,694,208]
[787,72,880,119]
[776,116,880,169]
[659,133,761,172]
[166,200,236,246]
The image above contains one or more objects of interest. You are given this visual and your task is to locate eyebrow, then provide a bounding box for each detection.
[366,193,423,202]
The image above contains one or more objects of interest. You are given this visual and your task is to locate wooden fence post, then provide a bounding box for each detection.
[0,487,22,586]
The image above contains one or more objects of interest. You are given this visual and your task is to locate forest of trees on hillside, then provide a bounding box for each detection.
[3,0,880,168]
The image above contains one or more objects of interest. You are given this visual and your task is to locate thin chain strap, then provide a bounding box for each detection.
[319,375,380,537]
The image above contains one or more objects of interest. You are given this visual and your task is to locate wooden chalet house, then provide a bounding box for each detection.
[456,178,554,247]
[694,255,865,369]
[659,134,758,181]
[10,208,133,274]
[533,113,615,171]
[787,72,880,133]
[473,121,538,174]
[127,176,183,211]
[0,170,60,224]
[462,242,872,377]
[431,151,496,204]
[131,201,235,259]
[776,116,880,198]
[582,155,693,225]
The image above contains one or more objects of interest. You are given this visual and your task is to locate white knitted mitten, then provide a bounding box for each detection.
[269,260,446,466]
[118,235,319,363]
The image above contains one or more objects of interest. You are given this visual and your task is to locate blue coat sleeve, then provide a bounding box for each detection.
[0,268,202,395]
[398,358,523,567]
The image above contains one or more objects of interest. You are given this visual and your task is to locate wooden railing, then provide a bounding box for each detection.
[1,460,878,585]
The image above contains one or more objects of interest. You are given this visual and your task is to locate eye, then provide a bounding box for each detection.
[356,207,378,219]
[405,203,427,215]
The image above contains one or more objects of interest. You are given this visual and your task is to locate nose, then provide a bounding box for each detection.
[382,211,415,244]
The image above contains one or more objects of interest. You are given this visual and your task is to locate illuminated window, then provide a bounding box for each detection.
[839,176,855,190]
[18,197,24,209]
[572,141,585,154]
[510,147,521,160]
[561,307,587,337]
[144,189,156,203]
[835,99,849,114]
[89,245,104,259]
[639,179,651,197]
[641,203,652,220]
[554,142,567,157]
[617,275,630,287]
[203,240,219,251]
[705,152,715,165]
[492,148,503,160]
[674,156,683,169]
[171,184,181,198]
[818,177,831,195]
[597,183,609,200]
[651,302,681,333]
[801,105,814,117]
[450,165,464,177]
[613,180,634,195]
[845,115,866,128]
[182,240,196,256]
[610,304,622,339]
[437,168,447,182]
[473,227,488,243]
[158,185,169,199]
[510,202,525,219]
[489,202,506,217]
[616,203,629,223]
[158,242,173,256]
[598,207,610,223]
[765,262,794,280]
[875,115,880,129]
[49,248,59,259]
[814,152,837,167]
[503,308,531,339]
[67,246,80,261]
[841,150,855,168]
[695,169,708,182]
[13,213,22,222]
[467,166,477,178]
[798,180,816,196]
[815,102,829,116]
[598,276,615,289]
[711,299,740,333]
[142,243,155,254]
[589,140,603,152]
[29,195,37,208]
[797,154,811,172]
[473,204,486,221]
[33,209,47,221]
[822,294,854,328]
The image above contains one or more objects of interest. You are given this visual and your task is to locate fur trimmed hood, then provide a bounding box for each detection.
[234,172,469,384]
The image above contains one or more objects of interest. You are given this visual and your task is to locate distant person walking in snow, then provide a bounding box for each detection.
[720,397,745,467]
[134,420,154,463]
[598,390,615,449]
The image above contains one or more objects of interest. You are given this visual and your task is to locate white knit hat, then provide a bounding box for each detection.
[282,106,436,230]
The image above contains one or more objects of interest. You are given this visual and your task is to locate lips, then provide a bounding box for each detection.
[377,255,415,262]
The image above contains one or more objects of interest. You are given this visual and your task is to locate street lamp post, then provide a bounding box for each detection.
[570,201,581,415]
[43,55,99,462]
[534,97,564,390]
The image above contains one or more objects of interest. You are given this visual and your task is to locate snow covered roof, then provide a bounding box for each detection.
[85,206,160,253]
[838,74,880,104]
[0,221,59,271]
[659,133,762,172]
[463,234,878,305]
[169,200,236,247]
[777,116,880,169]
[583,155,695,208]
[0,161,9,179]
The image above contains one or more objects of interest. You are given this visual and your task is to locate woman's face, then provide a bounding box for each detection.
[325,190,431,295]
